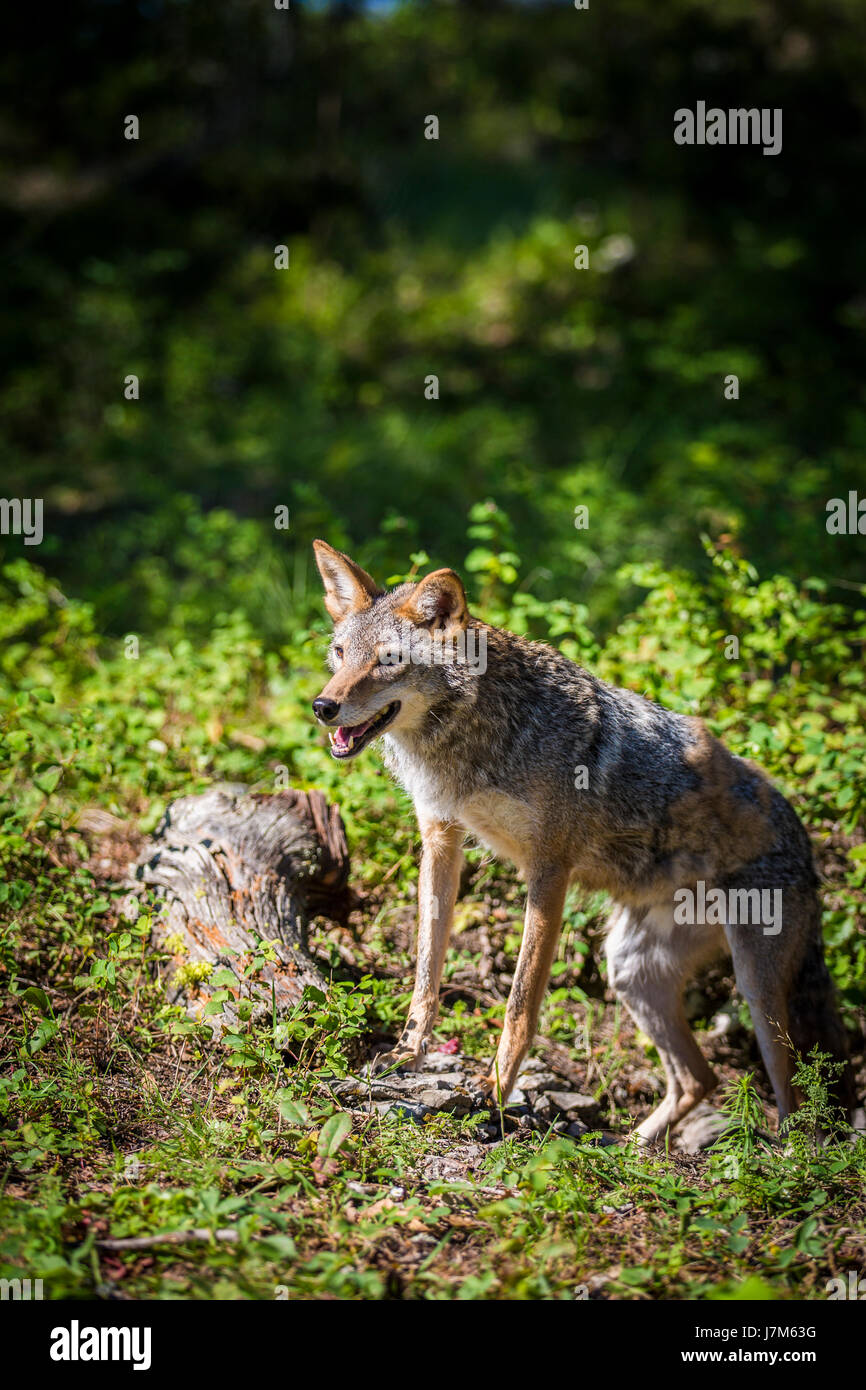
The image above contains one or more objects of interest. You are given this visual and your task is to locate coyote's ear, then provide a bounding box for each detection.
[312,540,383,623]
[400,569,468,630]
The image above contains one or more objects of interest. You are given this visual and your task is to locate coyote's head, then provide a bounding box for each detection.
[311,540,477,760]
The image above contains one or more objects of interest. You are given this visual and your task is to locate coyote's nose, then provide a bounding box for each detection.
[313,697,341,723]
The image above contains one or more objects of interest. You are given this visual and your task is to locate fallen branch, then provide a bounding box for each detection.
[96,1227,242,1251]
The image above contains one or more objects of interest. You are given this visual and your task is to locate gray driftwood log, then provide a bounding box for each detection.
[134,784,350,1036]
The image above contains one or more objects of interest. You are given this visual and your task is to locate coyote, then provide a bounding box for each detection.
[311,540,854,1141]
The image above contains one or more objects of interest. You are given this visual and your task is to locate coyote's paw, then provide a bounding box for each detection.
[369,1045,424,1078]
[471,1073,502,1110]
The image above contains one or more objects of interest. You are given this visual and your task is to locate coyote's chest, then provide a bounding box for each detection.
[458,790,537,871]
[384,738,536,868]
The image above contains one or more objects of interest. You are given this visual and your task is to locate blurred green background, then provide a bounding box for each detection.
[4,4,866,1302]
[2,0,865,637]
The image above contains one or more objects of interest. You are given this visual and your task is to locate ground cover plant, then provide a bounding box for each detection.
[2,0,865,1307]
[1,516,864,1300]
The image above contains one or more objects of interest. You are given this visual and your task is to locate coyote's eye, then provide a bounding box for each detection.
[333,645,343,660]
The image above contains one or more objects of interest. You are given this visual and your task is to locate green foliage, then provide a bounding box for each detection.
[1,512,865,1300]
[709,1073,771,1186]
[784,1047,853,1159]
[2,0,866,1303]
[4,2,866,629]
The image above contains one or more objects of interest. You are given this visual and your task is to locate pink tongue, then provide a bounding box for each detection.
[335,720,371,749]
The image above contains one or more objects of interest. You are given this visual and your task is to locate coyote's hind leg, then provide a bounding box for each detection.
[605,904,725,1144]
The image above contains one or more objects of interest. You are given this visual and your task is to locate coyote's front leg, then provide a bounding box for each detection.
[478,863,570,1104]
[373,816,463,1073]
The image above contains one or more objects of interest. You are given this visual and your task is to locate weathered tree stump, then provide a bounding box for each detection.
[134,784,350,1036]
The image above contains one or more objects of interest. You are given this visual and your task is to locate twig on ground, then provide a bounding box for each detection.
[96,1227,244,1251]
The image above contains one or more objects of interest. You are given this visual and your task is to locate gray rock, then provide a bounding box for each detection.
[416,1071,465,1089]
[421,1054,466,1074]
[546,1091,600,1121]
[517,1057,548,1074]
[369,1099,415,1118]
[336,1068,474,1109]
[416,1087,471,1113]
[518,1070,559,1094]
[503,1087,527,1108]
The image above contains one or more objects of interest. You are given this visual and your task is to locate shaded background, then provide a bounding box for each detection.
[2,0,865,638]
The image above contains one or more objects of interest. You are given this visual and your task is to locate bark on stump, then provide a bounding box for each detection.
[134,784,349,1036]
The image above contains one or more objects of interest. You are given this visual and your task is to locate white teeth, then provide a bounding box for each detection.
[327,712,400,753]
[328,729,354,752]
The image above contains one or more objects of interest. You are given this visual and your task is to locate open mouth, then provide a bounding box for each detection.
[328,702,401,759]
